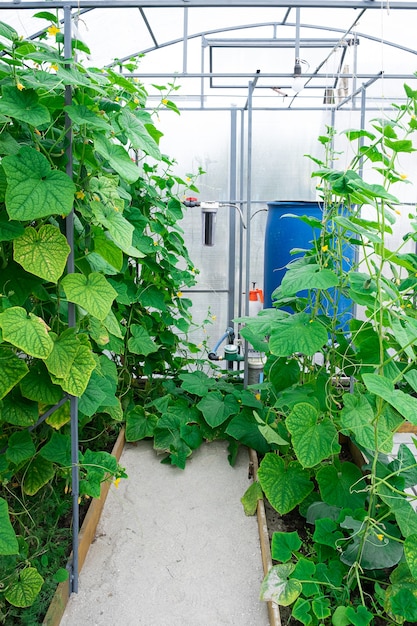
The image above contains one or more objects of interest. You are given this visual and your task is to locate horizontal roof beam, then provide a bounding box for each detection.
[4,1,417,10]
[206,38,355,47]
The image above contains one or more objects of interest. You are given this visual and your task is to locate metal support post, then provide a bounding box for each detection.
[64,6,80,596]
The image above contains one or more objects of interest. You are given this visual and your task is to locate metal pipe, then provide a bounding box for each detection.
[228,107,238,329]
[238,110,245,319]
[4,1,417,9]
[64,6,80,596]
[183,6,188,73]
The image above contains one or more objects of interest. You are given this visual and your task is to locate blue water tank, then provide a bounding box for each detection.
[263,201,353,324]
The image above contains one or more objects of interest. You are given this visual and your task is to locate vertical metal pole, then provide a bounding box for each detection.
[244,81,255,387]
[227,107,237,329]
[64,6,79,596]
[295,7,301,60]
[359,84,366,178]
[182,6,188,74]
[352,36,358,110]
[238,109,245,318]
[200,37,206,109]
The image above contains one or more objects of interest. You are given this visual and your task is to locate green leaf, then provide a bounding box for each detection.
[280,264,339,296]
[362,373,417,423]
[332,606,351,626]
[4,567,44,608]
[340,392,393,454]
[388,444,417,489]
[128,324,159,356]
[384,138,414,153]
[340,518,403,569]
[14,225,70,283]
[78,370,107,416]
[240,481,263,516]
[345,605,373,626]
[0,497,19,555]
[45,330,96,397]
[317,462,367,509]
[0,307,53,358]
[119,108,161,159]
[0,346,28,400]
[0,86,50,126]
[6,430,36,465]
[258,453,313,514]
[39,432,71,467]
[91,226,123,271]
[91,202,135,254]
[94,133,140,184]
[404,534,417,578]
[286,403,340,467]
[1,391,38,426]
[197,391,240,428]
[179,371,212,396]
[269,313,328,357]
[0,211,24,242]
[260,563,302,606]
[313,517,344,548]
[3,146,75,220]
[0,21,18,41]
[53,568,69,583]
[312,596,331,620]
[271,531,302,562]
[61,272,117,321]
[226,409,274,454]
[20,361,63,405]
[390,588,417,622]
[65,104,111,131]
[23,456,55,495]
[292,598,314,626]
[125,406,157,441]
[180,424,203,450]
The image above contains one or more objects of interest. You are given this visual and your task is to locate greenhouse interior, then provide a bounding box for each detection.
[3,1,417,625]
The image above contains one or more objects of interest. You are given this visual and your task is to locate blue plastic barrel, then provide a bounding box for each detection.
[263,201,353,325]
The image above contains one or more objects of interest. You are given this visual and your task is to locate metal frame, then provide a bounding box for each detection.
[2,0,417,597]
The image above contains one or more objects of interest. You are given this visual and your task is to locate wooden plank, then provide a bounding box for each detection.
[43,428,126,626]
[249,448,282,626]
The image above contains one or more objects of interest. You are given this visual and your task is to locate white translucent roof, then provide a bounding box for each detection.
[2,2,417,109]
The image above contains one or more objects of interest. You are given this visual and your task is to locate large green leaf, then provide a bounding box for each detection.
[61,272,117,320]
[3,146,75,221]
[20,361,62,405]
[340,392,393,453]
[317,462,367,509]
[179,370,212,396]
[404,534,417,578]
[125,406,157,441]
[0,211,24,242]
[260,563,302,606]
[14,225,70,283]
[23,455,55,495]
[269,313,328,357]
[45,330,96,397]
[0,306,53,358]
[94,133,140,184]
[91,202,134,252]
[341,518,403,569]
[271,531,302,562]
[64,104,111,131]
[4,567,44,608]
[127,324,159,356]
[362,373,417,423]
[39,432,71,467]
[1,391,38,427]
[286,403,340,467]
[118,108,161,160]
[92,226,123,271]
[280,264,339,296]
[197,391,240,428]
[0,497,19,555]
[226,409,276,453]
[0,86,50,126]
[258,453,313,514]
[0,346,28,400]
[6,430,36,465]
